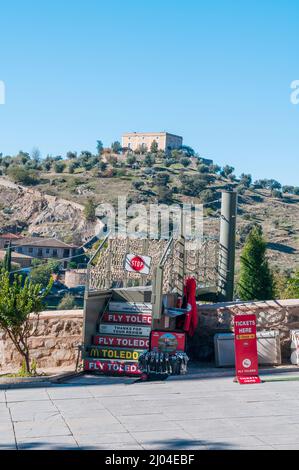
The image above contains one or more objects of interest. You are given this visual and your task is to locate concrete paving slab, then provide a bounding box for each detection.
[0,391,6,403]
[5,388,49,402]
[14,415,71,440]
[53,398,106,418]
[66,417,126,435]
[179,418,243,438]
[8,400,59,422]
[255,433,299,446]
[47,386,93,400]
[122,420,183,433]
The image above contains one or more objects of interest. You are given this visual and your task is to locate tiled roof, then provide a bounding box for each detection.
[0,233,22,239]
[12,237,78,249]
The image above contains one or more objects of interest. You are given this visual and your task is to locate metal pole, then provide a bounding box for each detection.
[217,191,237,301]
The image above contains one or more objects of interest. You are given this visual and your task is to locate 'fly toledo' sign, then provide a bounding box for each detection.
[125,254,151,275]
[234,314,261,384]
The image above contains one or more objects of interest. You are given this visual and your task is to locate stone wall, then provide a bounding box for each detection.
[1,299,299,372]
[0,310,83,373]
[189,299,299,362]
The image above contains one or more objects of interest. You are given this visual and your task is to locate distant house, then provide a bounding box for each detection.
[12,237,79,268]
[0,249,34,268]
[122,132,183,153]
[0,232,23,249]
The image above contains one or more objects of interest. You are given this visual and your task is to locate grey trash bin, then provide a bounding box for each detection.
[214,330,281,367]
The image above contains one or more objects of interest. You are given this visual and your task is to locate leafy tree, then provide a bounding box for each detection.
[271,189,282,198]
[111,141,122,154]
[282,270,299,299]
[181,145,195,157]
[58,293,76,310]
[66,151,77,160]
[198,164,210,173]
[144,154,155,167]
[221,165,235,178]
[150,140,159,153]
[7,166,39,185]
[282,185,294,194]
[180,157,191,168]
[239,173,252,188]
[84,198,97,222]
[30,261,60,288]
[254,179,281,190]
[31,147,41,162]
[53,161,66,173]
[237,226,274,301]
[96,140,104,155]
[180,174,208,197]
[0,269,52,373]
[127,154,137,166]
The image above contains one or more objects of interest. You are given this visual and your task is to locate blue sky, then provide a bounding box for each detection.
[0,0,298,185]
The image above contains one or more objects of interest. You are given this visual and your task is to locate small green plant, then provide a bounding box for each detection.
[30,358,37,376]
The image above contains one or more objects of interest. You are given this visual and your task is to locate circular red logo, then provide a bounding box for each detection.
[130,256,145,272]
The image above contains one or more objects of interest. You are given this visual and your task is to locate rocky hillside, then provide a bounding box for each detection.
[0,177,99,244]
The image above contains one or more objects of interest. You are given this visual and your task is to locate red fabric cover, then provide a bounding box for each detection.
[176,277,198,336]
[184,277,198,336]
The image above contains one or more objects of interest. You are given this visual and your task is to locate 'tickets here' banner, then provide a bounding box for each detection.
[234,314,261,384]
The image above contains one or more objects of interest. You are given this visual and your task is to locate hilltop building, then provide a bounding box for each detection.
[122,132,183,153]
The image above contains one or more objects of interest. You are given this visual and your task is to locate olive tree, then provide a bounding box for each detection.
[0,270,52,373]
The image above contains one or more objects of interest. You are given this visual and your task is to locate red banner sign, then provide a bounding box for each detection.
[84,359,141,375]
[150,331,186,353]
[234,314,261,384]
[102,313,152,325]
[94,335,149,349]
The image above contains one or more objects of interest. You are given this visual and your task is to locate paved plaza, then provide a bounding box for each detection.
[1,373,299,450]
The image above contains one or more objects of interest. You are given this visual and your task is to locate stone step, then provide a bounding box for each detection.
[108,301,152,313]
[93,334,150,349]
[84,358,142,376]
[101,312,152,325]
[87,346,143,361]
[99,323,151,337]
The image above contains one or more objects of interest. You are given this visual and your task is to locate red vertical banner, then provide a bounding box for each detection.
[234,314,261,384]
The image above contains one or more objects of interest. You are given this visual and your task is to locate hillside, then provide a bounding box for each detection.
[0,150,298,275]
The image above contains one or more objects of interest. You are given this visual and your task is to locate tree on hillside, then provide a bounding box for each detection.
[0,270,52,373]
[84,198,97,222]
[221,165,235,178]
[144,154,155,167]
[150,140,159,153]
[31,147,41,162]
[96,140,103,155]
[239,173,252,188]
[66,151,77,160]
[237,226,274,301]
[180,157,191,168]
[7,165,39,185]
[127,154,137,166]
[181,145,195,157]
[111,141,122,154]
[53,161,66,173]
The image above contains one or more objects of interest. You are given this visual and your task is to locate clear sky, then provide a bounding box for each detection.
[0,0,298,185]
